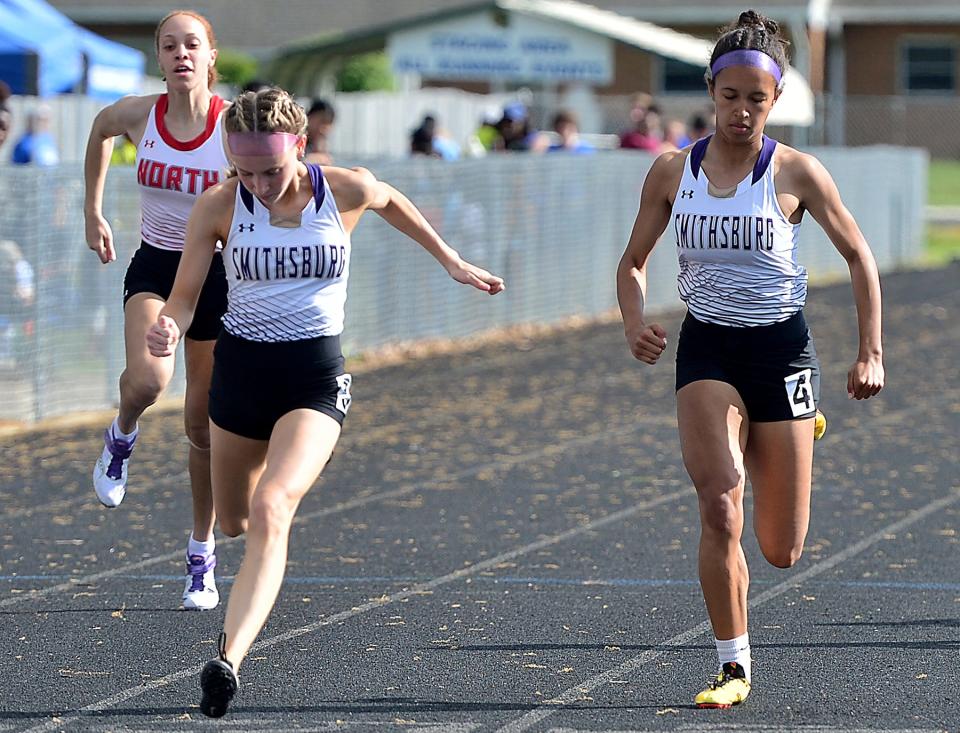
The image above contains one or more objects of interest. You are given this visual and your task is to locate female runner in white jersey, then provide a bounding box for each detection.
[84,10,227,611]
[616,9,884,708]
[147,87,504,717]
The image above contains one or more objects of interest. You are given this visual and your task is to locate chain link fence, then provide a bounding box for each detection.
[835,95,960,159]
[0,147,927,423]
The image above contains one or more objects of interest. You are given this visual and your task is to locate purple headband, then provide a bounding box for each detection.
[227,131,299,156]
[710,49,783,86]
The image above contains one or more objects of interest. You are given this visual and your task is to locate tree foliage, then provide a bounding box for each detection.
[337,52,395,92]
[216,49,259,88]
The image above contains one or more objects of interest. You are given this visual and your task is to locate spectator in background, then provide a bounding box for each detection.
[110,134,138,165]
[242,79,270,93]
[305,98,335,165]
[626,92,652,123]
[496,102,546,152]
[0,106,10,152]
[620,102,663,153]
[410,114,460,160]
[411,116,439,157]
[12,105,59,166]
[0,81,12,151]
[469,104,503,154]
[547,110,594,154]
[0,239,35,369]
[689,112,712,143]
[661,118,691,152]
[620,92,661,152]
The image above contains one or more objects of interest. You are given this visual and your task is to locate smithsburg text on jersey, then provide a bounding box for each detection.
[230,244,348,281]
[674,214,776,251]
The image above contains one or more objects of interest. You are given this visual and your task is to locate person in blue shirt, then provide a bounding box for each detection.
[547,110,594,154]
[11,106,59,166]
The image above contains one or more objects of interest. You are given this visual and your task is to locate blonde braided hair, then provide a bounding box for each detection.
[225,88,307,136]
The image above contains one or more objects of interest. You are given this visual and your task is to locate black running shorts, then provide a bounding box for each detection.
[123,242,227,341]
[675,309,820,422]
[208,330,351,440]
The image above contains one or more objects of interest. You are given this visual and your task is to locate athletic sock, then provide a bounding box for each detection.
[188,534,215,558]
[111,417,138,441]
[715,633,751,682]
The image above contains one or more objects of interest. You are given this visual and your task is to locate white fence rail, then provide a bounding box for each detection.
[0,88,515,164]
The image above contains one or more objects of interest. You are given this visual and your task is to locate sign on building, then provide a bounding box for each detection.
[387,10,613,84]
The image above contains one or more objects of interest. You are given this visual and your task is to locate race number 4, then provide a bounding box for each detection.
[784,368,813,417]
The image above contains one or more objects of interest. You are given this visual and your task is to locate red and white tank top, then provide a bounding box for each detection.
[135,94,228,251]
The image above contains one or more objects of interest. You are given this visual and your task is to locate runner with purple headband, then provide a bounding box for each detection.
[617,8,883,708]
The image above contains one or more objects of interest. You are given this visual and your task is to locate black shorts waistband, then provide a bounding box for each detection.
[681,309,808,345]
[217,329,342,362]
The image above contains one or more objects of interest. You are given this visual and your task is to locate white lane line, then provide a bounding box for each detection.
[496,487,960,733]
[0,416,677,611]
[39,723,483,733]
[19,486,693,733]
[544,727,942,733]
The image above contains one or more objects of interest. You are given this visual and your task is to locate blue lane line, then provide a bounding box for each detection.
[3,574,960,591]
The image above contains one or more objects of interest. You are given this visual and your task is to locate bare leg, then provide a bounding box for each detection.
[212,410,340,670]
[117,293,174,432]
[677,380,750,641]
[746,418,815,568]
[183,337,217,541]
[94,293,177,506]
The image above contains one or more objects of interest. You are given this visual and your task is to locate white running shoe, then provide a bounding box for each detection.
[92,426,137,508]
[183,553,220,611]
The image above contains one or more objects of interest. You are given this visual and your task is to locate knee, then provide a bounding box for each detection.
[759,539,804,569]
[184,417,210,451]
[247,486,298,539]
[123,371,167,405]
[696,474,744,540]
[219,515,247,538]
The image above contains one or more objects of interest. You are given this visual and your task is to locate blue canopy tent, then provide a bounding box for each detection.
[0,0,144,99]
[0,0,83,96]
[76,26,145,100]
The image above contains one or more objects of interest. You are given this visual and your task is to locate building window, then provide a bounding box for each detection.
[902,43,956,94]
[662,58,706,93]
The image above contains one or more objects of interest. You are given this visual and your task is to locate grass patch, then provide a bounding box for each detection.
[925,225,960,265]
[928,159,960,206]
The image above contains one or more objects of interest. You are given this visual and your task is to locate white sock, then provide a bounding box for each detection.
[715,633,751,682]
[188,534,215,558]
[111,417,138,440]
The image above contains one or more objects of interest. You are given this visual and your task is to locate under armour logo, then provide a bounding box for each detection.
[680,189,694,199]
[238,223,255,233]
[143,140,156,148]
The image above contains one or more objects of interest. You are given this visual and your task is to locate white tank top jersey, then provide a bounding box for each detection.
[136,94,228,251]
[222,164,351,342]
[671,135,807,327]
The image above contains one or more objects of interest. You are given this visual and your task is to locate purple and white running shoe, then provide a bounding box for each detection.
[92,425,137,507]
[183,553,220,611]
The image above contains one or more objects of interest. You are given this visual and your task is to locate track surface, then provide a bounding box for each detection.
[1,264,958,732]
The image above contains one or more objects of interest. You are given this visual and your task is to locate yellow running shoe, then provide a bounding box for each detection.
[813,409,827,441]
[695,662,751,708]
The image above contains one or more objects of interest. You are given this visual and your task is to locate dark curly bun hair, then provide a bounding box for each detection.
[708,9,790,85]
